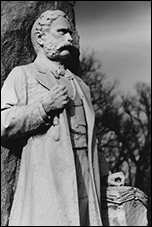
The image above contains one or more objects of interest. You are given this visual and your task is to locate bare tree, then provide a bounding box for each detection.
[79,51,151,200]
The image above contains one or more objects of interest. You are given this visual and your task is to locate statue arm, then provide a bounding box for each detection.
[1,66,51,141]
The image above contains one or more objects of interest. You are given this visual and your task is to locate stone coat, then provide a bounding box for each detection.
[1,57,109,226]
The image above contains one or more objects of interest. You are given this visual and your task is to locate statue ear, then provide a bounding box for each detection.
[36,31,46,46]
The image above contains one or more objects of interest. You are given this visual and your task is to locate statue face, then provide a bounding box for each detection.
[42,16,73,60]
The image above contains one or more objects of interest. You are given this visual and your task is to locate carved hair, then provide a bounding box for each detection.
[31,10,70,53]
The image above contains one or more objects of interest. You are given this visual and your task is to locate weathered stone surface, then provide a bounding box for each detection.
[1,2,79,226]
[101,186,148,226]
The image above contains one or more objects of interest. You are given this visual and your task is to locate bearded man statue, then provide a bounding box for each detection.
[1,10,125,226]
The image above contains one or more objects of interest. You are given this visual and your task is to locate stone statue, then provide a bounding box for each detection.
[2,8,147,226]
[1,9,126,226]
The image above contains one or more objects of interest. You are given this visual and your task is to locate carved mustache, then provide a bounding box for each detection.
[57,43,73,52]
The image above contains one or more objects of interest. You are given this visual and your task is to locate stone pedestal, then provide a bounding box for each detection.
[101,186,148,226]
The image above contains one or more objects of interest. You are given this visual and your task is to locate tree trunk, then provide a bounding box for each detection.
[1,2,79,226]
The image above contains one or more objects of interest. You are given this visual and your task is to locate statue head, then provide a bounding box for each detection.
[31,10,74,60]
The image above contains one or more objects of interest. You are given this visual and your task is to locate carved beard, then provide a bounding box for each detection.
[43,40,73,60]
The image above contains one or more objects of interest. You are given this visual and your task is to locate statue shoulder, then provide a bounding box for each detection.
[2,62,36,90]
[8,63,34,78]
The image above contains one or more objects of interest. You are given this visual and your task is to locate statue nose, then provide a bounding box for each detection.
[66,33,73,42]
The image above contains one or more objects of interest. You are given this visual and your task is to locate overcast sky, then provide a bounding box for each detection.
[75,1,151,94]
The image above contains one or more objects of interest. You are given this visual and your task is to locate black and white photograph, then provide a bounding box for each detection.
[1,1,151,226]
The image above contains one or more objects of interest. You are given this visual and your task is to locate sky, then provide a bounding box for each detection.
[75,1,151,94]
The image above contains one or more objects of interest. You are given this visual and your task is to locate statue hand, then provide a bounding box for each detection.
[41,84,69,115]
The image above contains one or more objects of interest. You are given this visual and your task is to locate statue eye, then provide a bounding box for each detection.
[58,29,72,35]
[58,29,67,35]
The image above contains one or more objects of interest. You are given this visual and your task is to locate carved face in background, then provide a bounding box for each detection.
[39,16,73,60]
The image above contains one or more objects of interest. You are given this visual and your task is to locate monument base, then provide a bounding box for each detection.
[101,186,148,226]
